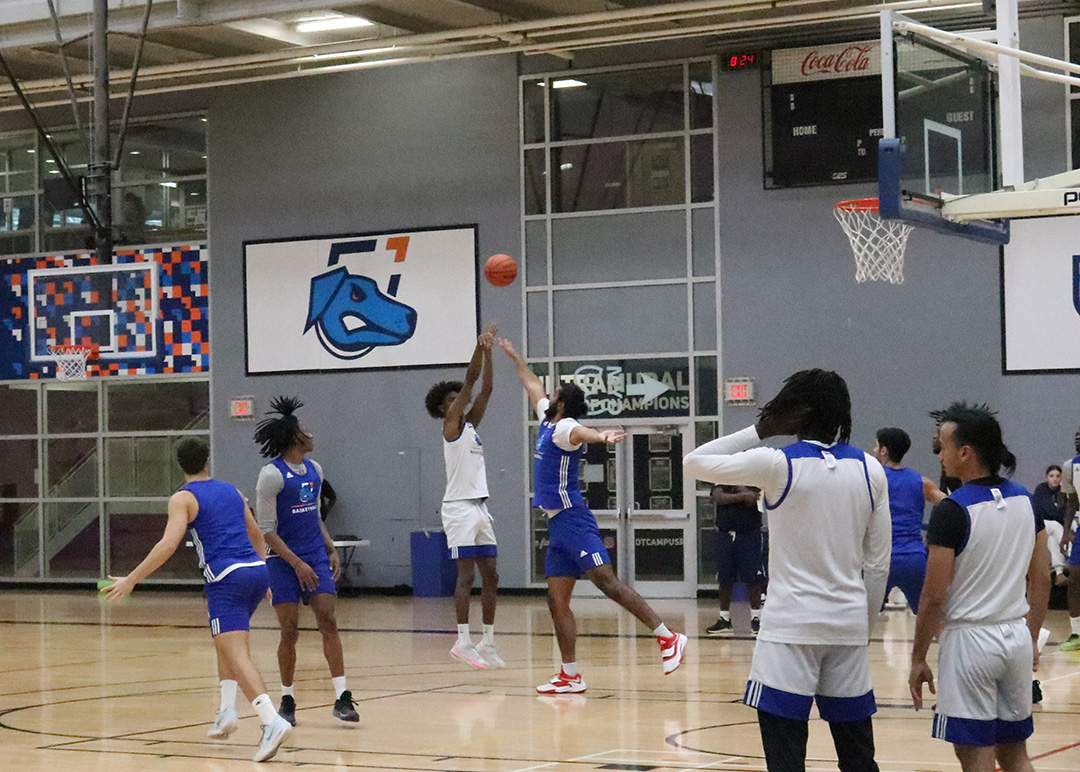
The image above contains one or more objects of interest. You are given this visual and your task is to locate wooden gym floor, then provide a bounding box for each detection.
[0,591,1078,771]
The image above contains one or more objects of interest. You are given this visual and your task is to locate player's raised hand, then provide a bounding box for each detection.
[908,660,935,710]
[478,323,498,349]
[497,338,519,358]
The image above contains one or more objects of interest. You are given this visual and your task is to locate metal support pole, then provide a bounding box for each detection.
[996,0,1023,187]
[91,0,113,262]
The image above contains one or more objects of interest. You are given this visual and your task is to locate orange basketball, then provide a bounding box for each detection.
[484,253,518,287]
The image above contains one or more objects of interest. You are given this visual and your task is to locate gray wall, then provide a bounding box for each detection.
[207,57,524,587]
[207,15,1077,588]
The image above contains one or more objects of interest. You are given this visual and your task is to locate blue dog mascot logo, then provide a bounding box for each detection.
[304,239,417,360]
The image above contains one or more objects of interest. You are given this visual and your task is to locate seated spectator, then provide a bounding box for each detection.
[1034,465,1069,586]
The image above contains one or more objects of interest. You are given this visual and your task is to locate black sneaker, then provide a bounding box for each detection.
[705,618,734,635]
[750,617,761,636]
[1032,680,1043,704]
[279,694,297,726]
[333,689,360,722]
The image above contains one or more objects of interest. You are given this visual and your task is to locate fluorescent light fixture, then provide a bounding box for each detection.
[296,15,373,33]
[560,162,574,170]
[45,158,56,163]
[129,150,141,155]
[160,181,178,188]
[26,149,35,154]
[551,79,587,89]
[48,169,60,174]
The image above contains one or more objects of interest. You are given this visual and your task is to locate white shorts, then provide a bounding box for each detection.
[441,499,497,557]
[744,640,875,722]
[933,621,1033,747]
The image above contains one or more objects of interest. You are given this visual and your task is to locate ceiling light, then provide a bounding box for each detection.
[160,181,178,188]
[296,15,373,33]
[129,150,141,155]
[552,79,587,89]
[560,162,574,170]
[45,158,56,163]
[27,149,35,154]
[48,169,60,174]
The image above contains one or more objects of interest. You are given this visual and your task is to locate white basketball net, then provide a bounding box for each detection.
[834,200,914,284]
[48,345,94,381]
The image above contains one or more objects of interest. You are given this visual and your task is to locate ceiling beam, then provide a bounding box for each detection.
[443,0,552,21]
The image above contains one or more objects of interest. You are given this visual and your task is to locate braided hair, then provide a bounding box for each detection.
[253,396,305,459]
[933,401,1016,476]
[758,369,852,444]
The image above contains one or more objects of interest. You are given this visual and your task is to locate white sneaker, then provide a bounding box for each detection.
[536,669,586,694]
[252,715,291,762]
[207,707,238,739]
[475,641,505,668]
[660,632,688,675]
[450,641,488,669]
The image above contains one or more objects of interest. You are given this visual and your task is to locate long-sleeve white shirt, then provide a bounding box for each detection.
[684,425,892,646]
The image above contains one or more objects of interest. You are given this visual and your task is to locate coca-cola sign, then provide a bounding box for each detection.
[773,40,881,84]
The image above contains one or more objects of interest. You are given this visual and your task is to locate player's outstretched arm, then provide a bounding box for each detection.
[104,491,192,602]
[568,425,626,446]
[499,338,546,412]
[1026,528,1051,669]
[444,326,494,440]
[683,426,788,492]
[466,326,497,428]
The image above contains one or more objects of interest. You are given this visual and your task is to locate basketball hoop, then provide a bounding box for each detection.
[48,344,98,381]
[834,198,914,284]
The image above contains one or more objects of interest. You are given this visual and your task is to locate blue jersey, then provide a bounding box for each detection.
[185,479,263,583]
[884,466,926,554]
[533,418,586,511]
[270,457,325,561]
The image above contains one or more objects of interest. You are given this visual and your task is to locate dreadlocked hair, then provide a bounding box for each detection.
[253,395,305,458]
[425,380,464,419]
[934,401,1016,476]
[759,369,852,444]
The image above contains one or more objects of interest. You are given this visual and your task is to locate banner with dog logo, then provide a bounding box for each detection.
[244,226,478,373]
[1001,217,1080,373]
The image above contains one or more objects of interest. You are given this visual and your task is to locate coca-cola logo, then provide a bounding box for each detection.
[800,44,873,77]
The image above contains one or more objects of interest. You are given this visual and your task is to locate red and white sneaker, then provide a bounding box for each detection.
[536,669,587,694]
[660,632,687,674]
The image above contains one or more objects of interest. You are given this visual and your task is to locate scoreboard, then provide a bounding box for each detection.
[766,40,883,188]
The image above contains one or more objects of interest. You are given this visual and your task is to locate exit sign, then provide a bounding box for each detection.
[230,396,256,419]
[723,378,755,405]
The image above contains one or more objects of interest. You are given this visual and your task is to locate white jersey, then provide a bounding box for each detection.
[1059,453,1080,496]
[443,422,489,501]
[684,425,892,646]
[933,480,1037,627]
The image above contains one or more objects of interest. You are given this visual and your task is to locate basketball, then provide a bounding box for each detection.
[484,254,518,287]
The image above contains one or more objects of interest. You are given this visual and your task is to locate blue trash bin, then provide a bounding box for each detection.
[410,530,456,597]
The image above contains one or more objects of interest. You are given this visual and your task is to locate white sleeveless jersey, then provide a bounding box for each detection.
[443,422,489,501]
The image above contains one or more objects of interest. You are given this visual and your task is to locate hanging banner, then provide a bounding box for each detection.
[554,358,691,418]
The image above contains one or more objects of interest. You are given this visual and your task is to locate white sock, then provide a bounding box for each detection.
[653,623,672,639]
[219,679,238,712]
[457,623,471,644]
[332,676,347,699]
[561,661,579,677]
[252,694,278,725]
[750,608,762,620]
[718,610,731,622]
[482,624,495,645]
[281,684,294,698]
[1071,615,1080,636]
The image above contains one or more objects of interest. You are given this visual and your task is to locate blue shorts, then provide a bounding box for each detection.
[544,505,610,578]
[1070,537,1080,566]
[204,563,269,636]
[886,549,928,612]
[267,553,336,605]
[717,530,765,585]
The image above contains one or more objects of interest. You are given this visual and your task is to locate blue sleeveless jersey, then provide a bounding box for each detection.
[884,466,926,554]
[532,419,585,511]
[185,479,263,583]
[270,458,325,560]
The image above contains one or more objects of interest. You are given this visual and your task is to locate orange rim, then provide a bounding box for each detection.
[835,197,879,213]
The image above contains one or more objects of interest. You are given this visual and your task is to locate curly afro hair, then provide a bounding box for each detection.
[425,380,464,419]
